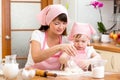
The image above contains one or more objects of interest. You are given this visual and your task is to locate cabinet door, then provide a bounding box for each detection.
[2,0,53,68]
[11,0,41,68]
[112,53,120,72]
[96,50,114,72]
[96,49,120,72]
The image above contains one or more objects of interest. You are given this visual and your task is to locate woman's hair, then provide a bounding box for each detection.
[38,13,67,35]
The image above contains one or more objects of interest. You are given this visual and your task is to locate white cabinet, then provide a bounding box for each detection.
[96,49,120,72]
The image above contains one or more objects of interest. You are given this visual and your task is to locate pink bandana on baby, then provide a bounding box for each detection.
[68,22,96,41]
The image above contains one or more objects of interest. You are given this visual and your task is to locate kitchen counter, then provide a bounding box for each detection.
[31,72,120,80]
[0,71,120,80]
[90,42,120,53]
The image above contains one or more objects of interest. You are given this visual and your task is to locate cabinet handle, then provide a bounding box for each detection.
[96,51,101,54]
[111,56,114,69]
[5,35,10,40]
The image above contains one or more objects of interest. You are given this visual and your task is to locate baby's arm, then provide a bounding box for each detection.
[89,48,101,62]
[87,49,101,71]
[78,47,101,71]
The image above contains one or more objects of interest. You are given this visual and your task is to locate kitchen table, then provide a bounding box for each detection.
[31,72,120,80]
[0,71,120,80]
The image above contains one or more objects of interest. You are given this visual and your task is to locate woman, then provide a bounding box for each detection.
[25,4,77,70]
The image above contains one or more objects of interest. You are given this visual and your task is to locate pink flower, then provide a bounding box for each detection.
[90,1,103,8]
[90,1,104,22]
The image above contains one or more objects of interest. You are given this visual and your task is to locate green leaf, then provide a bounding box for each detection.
[65,3,69,10]
[97,22,107,34]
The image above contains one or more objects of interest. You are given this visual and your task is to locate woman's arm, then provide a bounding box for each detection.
[31,40,77,63]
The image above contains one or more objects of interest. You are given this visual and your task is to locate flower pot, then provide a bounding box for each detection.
[101,34,110,43]
[92,35,100,43]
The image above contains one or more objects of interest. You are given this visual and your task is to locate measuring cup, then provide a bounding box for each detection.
[91,59,107,78]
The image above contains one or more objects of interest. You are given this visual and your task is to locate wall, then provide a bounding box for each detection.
[77,0,114,33]
[0,0,2,62]
[60,0,77,33]
[54,0,114,34]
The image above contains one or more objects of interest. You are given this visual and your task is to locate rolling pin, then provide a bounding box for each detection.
[35,69,57,77]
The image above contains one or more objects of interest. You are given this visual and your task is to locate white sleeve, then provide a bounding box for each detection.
[25,30,44,67]
[30,30,44,44]
[86,46,96,58]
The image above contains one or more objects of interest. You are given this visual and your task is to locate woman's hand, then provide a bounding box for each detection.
[60,44,77,56]
[59,53,69,70]
[59,53,69,64]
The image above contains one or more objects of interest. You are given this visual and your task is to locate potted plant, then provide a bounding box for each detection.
[90,1,116,43]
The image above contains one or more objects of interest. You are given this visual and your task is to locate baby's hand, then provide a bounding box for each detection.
[78,59,90,71]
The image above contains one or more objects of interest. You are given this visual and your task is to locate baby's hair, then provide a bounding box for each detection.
[73,34,90,46]
[73,34,82,39]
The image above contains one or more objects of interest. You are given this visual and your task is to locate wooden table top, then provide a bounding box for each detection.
[32,72,120,80]
[0,71,120,80]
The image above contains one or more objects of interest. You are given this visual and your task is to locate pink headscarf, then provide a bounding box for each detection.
[37,4,68,26]
[68,22,96,41]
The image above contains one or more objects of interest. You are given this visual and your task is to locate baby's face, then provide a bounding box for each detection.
[73,34,89,50]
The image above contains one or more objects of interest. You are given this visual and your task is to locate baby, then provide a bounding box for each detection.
[59,22,101,72]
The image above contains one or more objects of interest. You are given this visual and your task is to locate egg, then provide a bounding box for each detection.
[21,69,30,80]
[21,69,36,80]
[28,69,35,78]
